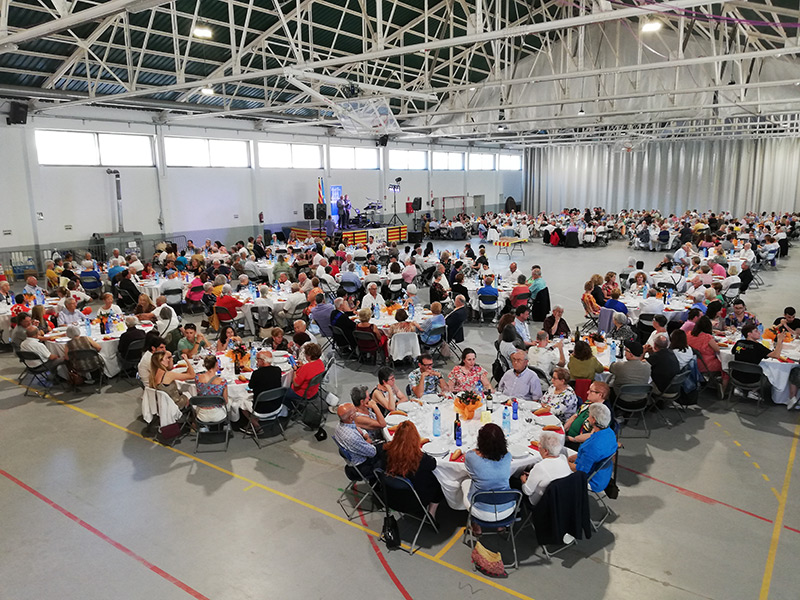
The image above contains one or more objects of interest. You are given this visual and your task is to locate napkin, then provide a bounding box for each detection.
[449,451,465,463]
[235,379,248,384]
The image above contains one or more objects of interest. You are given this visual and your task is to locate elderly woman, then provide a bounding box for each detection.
[96,292,123,317]
[463,423,514,529]
[148,350,194,408]
[628,271,648,295]
[134,294,157,321]
[236,274,250,292]
[283,343,324,408]
[211,274,228,297]
[63,324,104,381]
[263,327,292,352]
[419,301,446,345]
[520,431,573,506]
[542,305,570,339]
[387,308,421,338]
[356,307,389,358]
[448,347,493,393]
[193,355,229,423]
[385,420,443,517]
[350,384,387,439]
[539,366,579,423]
[608,311,636,343]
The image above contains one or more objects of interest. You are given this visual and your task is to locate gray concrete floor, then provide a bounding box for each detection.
[2,237,800,600]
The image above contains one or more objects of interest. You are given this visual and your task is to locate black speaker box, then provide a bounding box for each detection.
[303,203,315,219]
[412,197,422,211]
[407,231,423,243]
[7,102,28,125]
[377,134,389,147]
[316,203,327,220]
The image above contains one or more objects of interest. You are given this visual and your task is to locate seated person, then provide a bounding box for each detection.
[498,350,542,400]
[463,423,514,526]
[387,308,421,338]
[542,305,570,339]
[334,402,384,479]
[96,293,123,318]
[63,324,104,381]
[528,331,566,375]
[644,314,669,350]
[731,323,784,383]
[603,289,628,314]
[539,367,579,423]
[520,431,573,506]
[609,340,651,396]
[419,302,446,345]
[371,367,411,415]
[448,347,493,393]
[774,307,800,335]
[646,333,681,394]
[355,307,389,358]
[639,288,665,315]
[19,325,66,378]
[607,311,636,344]
[725,298,758,329]
[408,353,451,398]
[351,385,388,440]
[567,339,604,380]
[360,283,386,312]
[330,297,356,347]
[581,281,601,317]
[176,323,207,359]
[283,343,324,408]
[569,403,618,493]
[118,316,146,360]
[57,298,86,327]
[134,294,157,322]
[385,421,444,517]
[248,350,283,398]
[564,381,611,449]
[193,355,229,423]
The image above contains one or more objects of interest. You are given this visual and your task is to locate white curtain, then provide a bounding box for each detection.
[523,138,800,216]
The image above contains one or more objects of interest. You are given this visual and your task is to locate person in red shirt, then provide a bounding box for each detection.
[10,294,31,317]
[510,274,531,309]
[284,343,325,408]
[215,284,245,319]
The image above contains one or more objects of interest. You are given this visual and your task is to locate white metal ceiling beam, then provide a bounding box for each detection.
[37,0,730,111]
[0,0,173,47]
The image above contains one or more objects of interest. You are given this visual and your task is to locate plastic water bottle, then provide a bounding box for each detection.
[600,330,605,339]
[502,406,511,434]
[84,320,91,337]
[409,302,415,319]
[512,398,518,420]
[609,341,617,364]
[373,302,379,319]
[432,407,441,437]
[250,345,257,369]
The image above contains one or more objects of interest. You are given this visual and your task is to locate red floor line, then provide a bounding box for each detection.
[620,465,800,533]
[0,469,210,600]
[358,509,414,600]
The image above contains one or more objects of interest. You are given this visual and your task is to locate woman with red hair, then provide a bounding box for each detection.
[385,421,443,517]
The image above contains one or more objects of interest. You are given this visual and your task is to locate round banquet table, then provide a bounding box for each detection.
[135,279,191,302]
[464,281,511,312]
[621,292,690,324]
[43,322,155,378]
[381,394,574,510]
[235,291,289,336]
[717,333,800,405]
[174,353,293,421]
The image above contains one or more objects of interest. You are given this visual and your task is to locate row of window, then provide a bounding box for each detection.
[33,130,522,171]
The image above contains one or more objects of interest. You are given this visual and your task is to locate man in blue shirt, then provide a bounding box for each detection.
[333,402,383,478]
[108,258,127,282]
[603,289,628,314]
[569,403,617,492]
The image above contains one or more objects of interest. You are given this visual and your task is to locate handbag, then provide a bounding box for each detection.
[159,422,183,440]
[471,541,508,578]
[381,514,401,550]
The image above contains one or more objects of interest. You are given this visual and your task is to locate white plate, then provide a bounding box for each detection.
[422,440,450,456]
[385,414,409,426]
[509,444,529,459]
[421,394,443,404]
[396,401,418,413]
[272,350,289,359]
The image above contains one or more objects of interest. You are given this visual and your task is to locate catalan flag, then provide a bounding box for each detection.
[318,177,324,204]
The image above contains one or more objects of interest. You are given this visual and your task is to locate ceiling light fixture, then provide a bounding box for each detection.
[578,107,585,116]
[200,86,215,96]
[641,21,662,33]
[192,21,213,39]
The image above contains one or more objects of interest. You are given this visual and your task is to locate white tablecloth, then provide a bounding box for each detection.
[621,293,690,324]
[0,312,10,342]
[382,394,570,510]
[136,279,192,302]
[237,292,289,335]
[464,282,512,312]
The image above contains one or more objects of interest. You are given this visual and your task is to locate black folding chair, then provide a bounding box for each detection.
[374,469,439,554]
[189,395,231,453]
[67,348,106,393]
[726,360,768,415]
[613,384,654,438]
[464,490,524,570]
[420,326,447,363]
[16,351,58,396]
[119,338,145,386]
[353,329,386,368]
[335,441,384,520]
[244,388,288,447]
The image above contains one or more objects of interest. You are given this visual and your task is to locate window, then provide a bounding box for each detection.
[209,139,249,167]
[165,137,250,167]
[35,130,99,166]
[468,152,495,171]
[98,133,153,166]
[498,154,522,171]
[164,137,210,167]
[258,142,322,169]
[389,149,427,170]
[432,151,464,170]
[330,146,379,170]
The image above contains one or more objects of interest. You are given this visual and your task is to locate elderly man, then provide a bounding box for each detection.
[0,280,13,310]
[408,353,451,398]
[503,262,521,283]
[445,294,468,344]
[498,350,543,400]
[315,258,330,280]
[542,305,570,339]
[333,402,384,478]
[20,326,66,379]
[564,381,611,449]
[233,274,250,292]
[401,259,418,285]
[128,254,144,273]
[739,242,756,265]
[672,242,691,270]
[297,272,313,294]
[276,283,307,328]
[639,288,665,315]
[118,315,146,359]
[310,294,335,337]
[330,297,356,347]
[23,276,45,298]
[57,298,85,327]
[646,333,681,394]
[520,431,573,506]
[360,282,386,312]
[79,260,102,297]
[273,272,291,292]
[568,403,618,492]
[528,330,566,375]
[107,257,126,282]
[248,350,284,399]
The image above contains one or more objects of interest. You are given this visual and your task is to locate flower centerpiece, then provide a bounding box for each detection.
[454,390,483,420]
[589,331,606,353]
[228,343,252,372]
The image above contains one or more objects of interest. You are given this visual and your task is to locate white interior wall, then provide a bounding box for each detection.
[0,105,524,256]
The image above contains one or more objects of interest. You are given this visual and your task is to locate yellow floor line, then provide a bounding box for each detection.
[434,526,466,559]
[761,474,769,482]
[753,462,761,470]
[0,376,537,600]
[743,451,751,457]
[759,417,800,600]
[734,440,742,447]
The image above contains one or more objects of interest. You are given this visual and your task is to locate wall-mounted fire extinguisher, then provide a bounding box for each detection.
[258,211,264,223]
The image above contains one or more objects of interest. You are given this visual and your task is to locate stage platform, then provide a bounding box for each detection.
[289,225,407,245]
